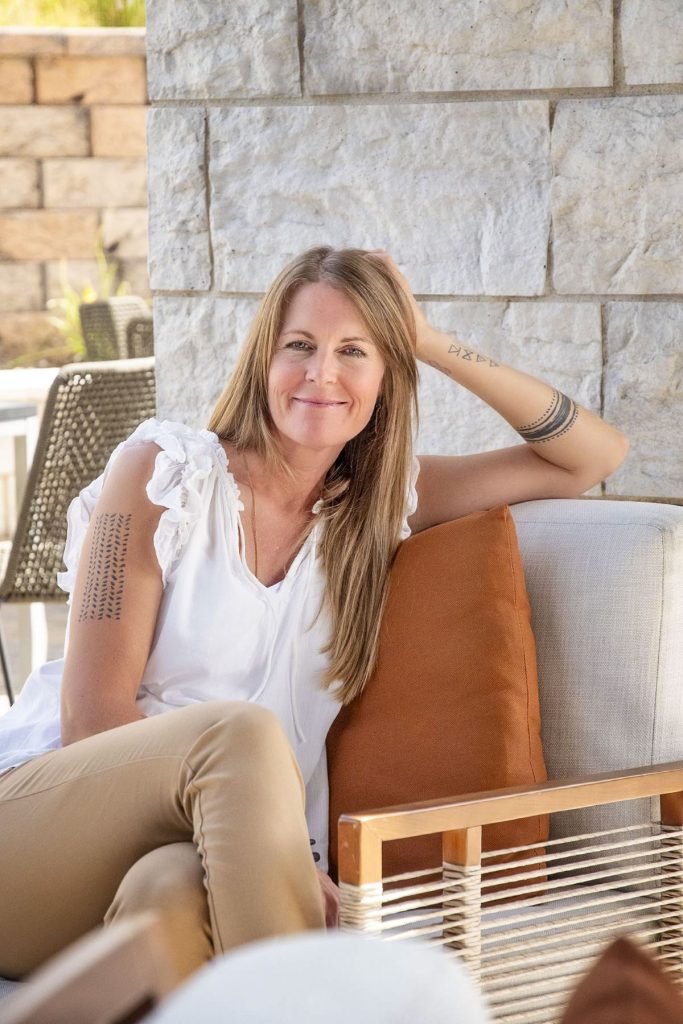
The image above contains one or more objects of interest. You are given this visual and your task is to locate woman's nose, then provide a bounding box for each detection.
[305,349,337,383]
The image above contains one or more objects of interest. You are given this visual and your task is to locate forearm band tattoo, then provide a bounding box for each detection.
[516,389,578,444]
[78,512,132,621]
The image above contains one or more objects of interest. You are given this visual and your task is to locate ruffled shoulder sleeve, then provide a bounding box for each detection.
[398,452,421,541]
[57,417,217,602]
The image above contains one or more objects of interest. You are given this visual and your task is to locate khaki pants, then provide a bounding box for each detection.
[0,700,326,981]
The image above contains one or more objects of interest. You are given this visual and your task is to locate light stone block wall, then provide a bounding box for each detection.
[0,28,150,366]
[145,0,683,498]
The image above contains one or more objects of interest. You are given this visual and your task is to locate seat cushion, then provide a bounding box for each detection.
[508,498,683,843]
[326,504,548,881]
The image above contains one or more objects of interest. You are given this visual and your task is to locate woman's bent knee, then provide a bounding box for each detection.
[159,701,303,797]
[105,842,213,981]
[177,700,294,757]
[171,699,283,737]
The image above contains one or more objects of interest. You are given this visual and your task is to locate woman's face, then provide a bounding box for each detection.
[267,281,386,456]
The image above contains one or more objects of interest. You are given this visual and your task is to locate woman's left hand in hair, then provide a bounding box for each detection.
[365,249,435,359]
[316,867,340,928]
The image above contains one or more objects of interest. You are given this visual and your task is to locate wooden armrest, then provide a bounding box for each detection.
[338,760,683,885]
[1,911,179,1024]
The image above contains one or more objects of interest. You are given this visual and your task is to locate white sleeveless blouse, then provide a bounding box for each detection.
[0,418,420,873]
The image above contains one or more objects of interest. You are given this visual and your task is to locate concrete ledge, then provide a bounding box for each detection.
[0,27,146,58]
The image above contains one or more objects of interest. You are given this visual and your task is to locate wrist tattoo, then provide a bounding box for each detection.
[79,512,132,622]
[448,343,499,368]
[516,389,578,444]
[426,343,499,378]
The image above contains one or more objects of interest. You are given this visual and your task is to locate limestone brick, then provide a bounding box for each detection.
[0,58,33,104]
[306,0,612,94]
[153,296,261,424]
[36,55,146,105]
[65,28,146,57]
[209,101,551,296]
[621,0,683,85]
[0,27,145,58]
[0,158,40,208]
[0,210,99,260]
[0,106,88,157]
[0,30,65,56]
[146,0,299,100]
[604,302,682,497]
[0,263,43,313]
[43,158,147,208]
[147,108,210,291]
[101,207,149,260]
[552,96,683,295]
[91,105,147,157]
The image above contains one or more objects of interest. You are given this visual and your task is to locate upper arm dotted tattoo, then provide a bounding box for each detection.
[78,512,132,622]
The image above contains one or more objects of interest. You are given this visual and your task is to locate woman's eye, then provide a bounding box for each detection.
[286,341,365,358]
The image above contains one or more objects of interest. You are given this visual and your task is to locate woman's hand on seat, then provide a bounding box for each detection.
[315,867,340,928]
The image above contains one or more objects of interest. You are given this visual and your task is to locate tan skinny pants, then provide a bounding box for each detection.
[0,699,326,981]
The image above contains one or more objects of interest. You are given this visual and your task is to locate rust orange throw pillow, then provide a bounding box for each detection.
[326,504,549,883]
[559,935,683,1023]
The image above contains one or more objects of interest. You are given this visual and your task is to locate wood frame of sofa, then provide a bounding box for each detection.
[337,760,683,1023]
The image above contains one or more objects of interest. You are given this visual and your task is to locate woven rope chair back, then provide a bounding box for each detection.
[79,297,150,361]
[0,357,156,604]
[126,316,154,358]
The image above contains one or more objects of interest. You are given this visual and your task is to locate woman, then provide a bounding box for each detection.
[0,245,628,982]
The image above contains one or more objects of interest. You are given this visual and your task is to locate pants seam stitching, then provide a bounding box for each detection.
[0,755,187,803]
[186,776,226,954]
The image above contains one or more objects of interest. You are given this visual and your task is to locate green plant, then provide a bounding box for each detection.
[0,0,145,27]
[46,234,131,359]
[91,0,145,27]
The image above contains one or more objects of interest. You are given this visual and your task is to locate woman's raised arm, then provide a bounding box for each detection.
[60,442,166,746]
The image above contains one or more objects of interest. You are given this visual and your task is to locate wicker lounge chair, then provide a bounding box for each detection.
[0,357,156,704]
[79,297,151,361]
[126,316,154,358]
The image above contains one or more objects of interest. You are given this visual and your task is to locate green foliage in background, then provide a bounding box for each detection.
[8,236,143,368]
[45,234,131,357]
[4,234,134,368]
[0,0,145,27]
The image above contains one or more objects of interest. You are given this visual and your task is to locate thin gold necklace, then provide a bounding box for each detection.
[242,452,262,579]
[242,451,322,584]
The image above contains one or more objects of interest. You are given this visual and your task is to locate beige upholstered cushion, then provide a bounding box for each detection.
[508,498,683,842]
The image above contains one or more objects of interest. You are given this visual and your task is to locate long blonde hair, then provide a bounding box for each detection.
[206,245,419,704]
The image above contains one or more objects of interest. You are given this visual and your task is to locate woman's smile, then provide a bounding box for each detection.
[293,397,347,408]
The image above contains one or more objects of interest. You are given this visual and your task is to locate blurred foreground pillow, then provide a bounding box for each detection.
[559,934,683,1023]
[146,932,492,1024]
